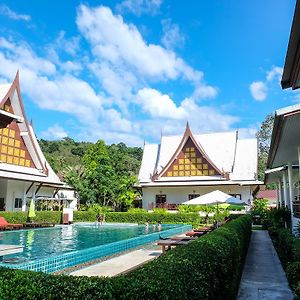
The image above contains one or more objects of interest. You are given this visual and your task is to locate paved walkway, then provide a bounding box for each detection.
[237,230,294,300]
[70,248,161,277]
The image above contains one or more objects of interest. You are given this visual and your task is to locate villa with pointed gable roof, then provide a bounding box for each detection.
[138,123,262,210]
[0,72,75,212]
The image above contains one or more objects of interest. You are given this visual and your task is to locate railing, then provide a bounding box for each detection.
[148,203,178,210]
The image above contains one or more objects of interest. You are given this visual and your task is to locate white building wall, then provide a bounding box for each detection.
[0,179,7,210]
[2,180,56,212]
[0,179,7,198]
[142,185,253,210]
[6,180,27,211]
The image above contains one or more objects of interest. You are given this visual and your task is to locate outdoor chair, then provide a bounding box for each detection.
[0,217,23,230]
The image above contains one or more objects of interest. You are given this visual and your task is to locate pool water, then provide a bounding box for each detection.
[0,223,172,263]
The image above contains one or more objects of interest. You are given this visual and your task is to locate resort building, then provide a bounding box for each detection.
[265,0,300,232]
[138,123,262,210]
[0,72,75,212]
[265,104,300,231]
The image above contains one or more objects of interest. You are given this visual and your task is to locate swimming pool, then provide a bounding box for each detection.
[0,223,191,273]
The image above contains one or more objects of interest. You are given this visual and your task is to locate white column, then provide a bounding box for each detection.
[287,162,294,215]
[283,171,288,208]
[277,180,281,207]
[278,179,283,207]
[22,182,26,212]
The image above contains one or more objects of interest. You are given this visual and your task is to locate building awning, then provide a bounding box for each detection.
[140,180,262,188]
[267,103,300,169]
[281,0,300,89]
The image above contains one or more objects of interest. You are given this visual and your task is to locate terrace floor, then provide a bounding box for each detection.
[237,230,294,300]
[70,246,161,277]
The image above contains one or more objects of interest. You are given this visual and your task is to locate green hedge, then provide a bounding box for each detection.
[269,228,300,299]
[74,211,204,225]
[0,215,251,300]
[0,211,61,224]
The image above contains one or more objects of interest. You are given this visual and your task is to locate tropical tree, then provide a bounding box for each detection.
[256,114,274,182]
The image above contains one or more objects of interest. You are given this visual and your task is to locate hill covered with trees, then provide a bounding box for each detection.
[39,138,143,210]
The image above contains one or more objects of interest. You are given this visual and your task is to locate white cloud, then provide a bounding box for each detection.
[161,19,185,49]
[76,5,201,82]
[41,124,68,140]
[115,0,163,16]
[137,88,187,119]
[192,84,218,100]
[54,31,81,56]
[76,4,217,115]
[266,66,283,82]
[136,88,238,139]
[0,38,102,124]
[0,4,238,146]
[250,65,283,101]
[0,5,31,21]
[250,81,267,101]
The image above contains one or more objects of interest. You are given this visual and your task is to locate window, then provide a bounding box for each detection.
[0,198,5,211]
[156,194,166,204]
[14,198,22,209]
[188,194,200,200]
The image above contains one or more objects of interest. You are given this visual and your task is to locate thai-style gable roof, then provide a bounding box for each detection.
[153,123,222,179]
[139,123,258,184]
[0,72,62,185]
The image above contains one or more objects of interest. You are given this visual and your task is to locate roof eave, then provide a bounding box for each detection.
[281,0,300,90]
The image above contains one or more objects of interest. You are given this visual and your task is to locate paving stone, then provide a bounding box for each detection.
[237,230,294,300]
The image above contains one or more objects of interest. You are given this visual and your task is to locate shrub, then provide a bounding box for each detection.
[0,269,114,300]
[127,208,147,213]
[113,215,251,300]
[269,227,300,298]
[0,211,61,224]
[0,215,251,300]
[74,211,204,225]
[152,208,167,214]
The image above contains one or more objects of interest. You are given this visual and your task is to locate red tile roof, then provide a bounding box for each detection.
[257,189,278,200]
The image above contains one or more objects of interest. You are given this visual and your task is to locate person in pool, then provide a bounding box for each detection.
[157,220,162,231]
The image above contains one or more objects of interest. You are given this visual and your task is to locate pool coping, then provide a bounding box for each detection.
[0,223,192,273]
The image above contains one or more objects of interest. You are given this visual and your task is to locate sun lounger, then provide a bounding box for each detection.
[185,231,208,237]
[0,217,23,230]
[157,238,193,254]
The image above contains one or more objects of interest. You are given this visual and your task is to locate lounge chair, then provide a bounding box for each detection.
[0,217,23,230]
[157,238,193,254]
[185,225,215,237]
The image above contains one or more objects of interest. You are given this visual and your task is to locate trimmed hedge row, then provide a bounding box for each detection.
[74,211,204,225]
[0,215,251,300]
[269,228,300,298]
[0,211,243,227]
[0,211,61,224]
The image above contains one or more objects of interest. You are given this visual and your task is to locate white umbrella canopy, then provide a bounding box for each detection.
[182,190,246,205]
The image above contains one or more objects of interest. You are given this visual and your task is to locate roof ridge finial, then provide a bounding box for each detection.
[14,70,20,83]
[185,121,191,135]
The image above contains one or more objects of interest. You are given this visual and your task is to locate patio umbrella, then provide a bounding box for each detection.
[28,199,36,219]
[182,190,243,205]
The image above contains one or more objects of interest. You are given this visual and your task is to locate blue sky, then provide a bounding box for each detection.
[0,0,297,146]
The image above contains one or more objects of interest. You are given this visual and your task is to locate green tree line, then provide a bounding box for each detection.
[39,138,142,210]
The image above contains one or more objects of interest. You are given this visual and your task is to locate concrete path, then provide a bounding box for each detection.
[237,230,294,300]
[70,248,161,277]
